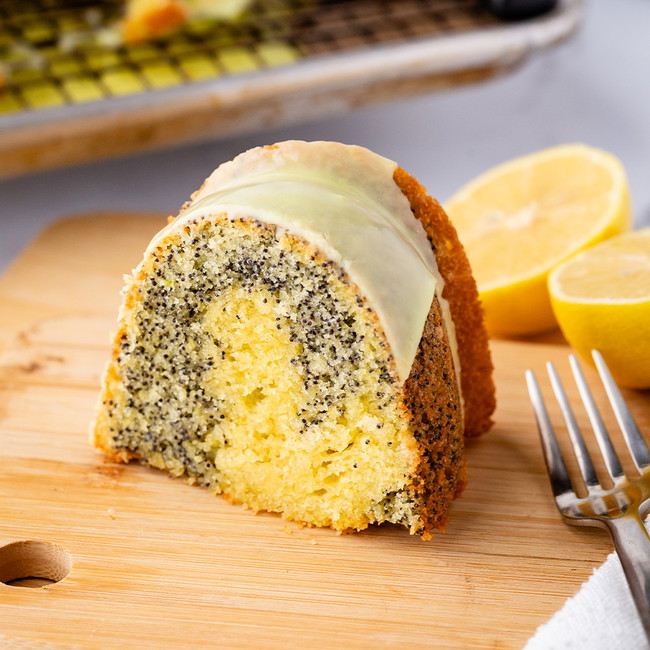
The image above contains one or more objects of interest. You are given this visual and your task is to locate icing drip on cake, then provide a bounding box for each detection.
[150,140,458,384]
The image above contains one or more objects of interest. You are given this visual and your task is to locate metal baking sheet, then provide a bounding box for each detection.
[0,0,582,178]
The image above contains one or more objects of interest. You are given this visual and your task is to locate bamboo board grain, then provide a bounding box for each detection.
[1,214,648,649]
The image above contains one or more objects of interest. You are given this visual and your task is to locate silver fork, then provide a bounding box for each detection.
[526,350,650,638]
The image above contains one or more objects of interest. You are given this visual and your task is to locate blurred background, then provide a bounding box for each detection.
[0,0,648,274]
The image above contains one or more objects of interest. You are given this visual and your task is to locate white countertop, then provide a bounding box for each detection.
[1,0,649,274]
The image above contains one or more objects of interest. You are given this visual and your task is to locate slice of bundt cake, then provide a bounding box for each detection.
[92,140,495,538]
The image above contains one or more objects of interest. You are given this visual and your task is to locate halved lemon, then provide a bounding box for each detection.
[549,228,650,389]
[445,144,632,337]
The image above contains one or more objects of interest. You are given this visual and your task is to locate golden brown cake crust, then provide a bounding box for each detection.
[394,167,496,438]
[403,295,466,537]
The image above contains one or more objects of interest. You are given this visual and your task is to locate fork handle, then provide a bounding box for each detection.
[608,514,650,638]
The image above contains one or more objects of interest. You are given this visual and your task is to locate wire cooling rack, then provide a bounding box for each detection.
[0,0,582,177]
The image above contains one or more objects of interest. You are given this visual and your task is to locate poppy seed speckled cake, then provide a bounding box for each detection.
[92,140,495,538]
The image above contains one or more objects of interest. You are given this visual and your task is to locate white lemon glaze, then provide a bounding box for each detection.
[149,140,457,383]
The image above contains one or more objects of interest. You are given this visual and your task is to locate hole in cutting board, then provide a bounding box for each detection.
[0,540,72,588]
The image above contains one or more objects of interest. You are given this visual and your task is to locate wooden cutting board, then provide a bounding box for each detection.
[1,214,648,649]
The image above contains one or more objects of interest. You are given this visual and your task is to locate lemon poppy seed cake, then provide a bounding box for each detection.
[92,140,495,538]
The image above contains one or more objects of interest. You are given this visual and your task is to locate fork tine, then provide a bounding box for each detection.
[569,354,625,483]
[592,350,650,474]
[546,361,600,491]
[526,369,574,499]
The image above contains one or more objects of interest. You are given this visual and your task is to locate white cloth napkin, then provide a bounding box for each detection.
[525,543,650,650]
